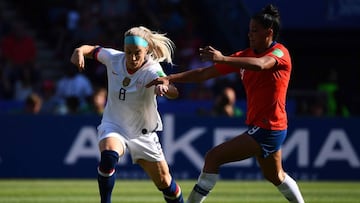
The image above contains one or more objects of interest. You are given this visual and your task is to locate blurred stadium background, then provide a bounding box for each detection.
[0,0,359,201]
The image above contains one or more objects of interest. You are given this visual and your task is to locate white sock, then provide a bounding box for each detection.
[277,174,305,203]
[186,172,219,203]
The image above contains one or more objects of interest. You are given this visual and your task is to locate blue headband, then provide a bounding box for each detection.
[124,36,148,47]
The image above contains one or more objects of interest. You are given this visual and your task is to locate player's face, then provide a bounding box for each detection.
[248,19,271,52]
[125,44,148,71]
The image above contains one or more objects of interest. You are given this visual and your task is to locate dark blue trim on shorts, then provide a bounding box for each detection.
[246,125,287,158]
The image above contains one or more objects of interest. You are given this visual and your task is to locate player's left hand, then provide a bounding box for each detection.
[70,48,86,72]
[199,46,224,62]
[155,84,168,96]
[146,77,170,88]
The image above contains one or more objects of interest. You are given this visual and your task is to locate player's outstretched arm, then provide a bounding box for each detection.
[70,45,98,71]
[146,66,219,88]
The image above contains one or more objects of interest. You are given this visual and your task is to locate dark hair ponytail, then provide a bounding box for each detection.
[262,4,280,19]
[252,4,281,41]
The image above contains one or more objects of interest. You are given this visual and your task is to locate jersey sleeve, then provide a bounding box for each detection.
[214,50,244,75]
[267,45,291,70]
[149,64,167,80]
[95,47,123,65]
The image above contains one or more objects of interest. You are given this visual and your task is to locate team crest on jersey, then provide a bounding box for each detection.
[136,80,143,89]
[272,48,284,57]
[122,77,131,87]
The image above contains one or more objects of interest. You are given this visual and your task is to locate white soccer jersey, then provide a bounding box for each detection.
[95,47,165,139]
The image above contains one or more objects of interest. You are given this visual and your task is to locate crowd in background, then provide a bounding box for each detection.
[0,0,357,117]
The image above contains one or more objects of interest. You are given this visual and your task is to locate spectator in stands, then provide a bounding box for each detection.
[39,79,58,114]
[147,4,305,203]
[14,67,41,101]
[0,20,37,87]
[309,97,326,117]
[55,63,93,114]
[317,68,350,117]
[64,96,81,114]
[210,86,243,117]
[24,92,43,114]
[86,86,107,115]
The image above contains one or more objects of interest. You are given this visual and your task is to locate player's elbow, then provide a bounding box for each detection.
[255,56,277,70]
[250,60,272,71]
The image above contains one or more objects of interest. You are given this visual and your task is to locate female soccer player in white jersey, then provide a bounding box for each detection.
[70,26,184,203]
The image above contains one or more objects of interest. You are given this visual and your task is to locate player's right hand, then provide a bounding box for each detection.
[146,77,170,88]
[70,48,85,71]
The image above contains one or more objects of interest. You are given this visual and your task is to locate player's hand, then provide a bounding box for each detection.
[146,77,170,88]
[70,48,85,71]
[155,84,169,96]
[154,83,179,99]
[199,46,224,62]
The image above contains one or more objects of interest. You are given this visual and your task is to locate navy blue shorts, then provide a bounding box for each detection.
[246,126,287,158]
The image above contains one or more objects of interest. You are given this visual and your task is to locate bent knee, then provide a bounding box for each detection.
[263,171,285,185]
[204,148,222,162]
[98,150,119,177]
[203,150,222,173]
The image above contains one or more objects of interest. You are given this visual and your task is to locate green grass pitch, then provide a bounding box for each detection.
[0,179,359,203]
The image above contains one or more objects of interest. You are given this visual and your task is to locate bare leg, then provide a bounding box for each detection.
[203,133,261,173]
[187,133,261,203]
[138,159,184,203]
[257,150,305,203]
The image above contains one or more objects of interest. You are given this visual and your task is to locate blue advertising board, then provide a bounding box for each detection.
[0,114,359,180]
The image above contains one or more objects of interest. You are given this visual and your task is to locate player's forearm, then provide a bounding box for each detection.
[167,67,215,83]
[220,56,275,71]
[75,45,98,59]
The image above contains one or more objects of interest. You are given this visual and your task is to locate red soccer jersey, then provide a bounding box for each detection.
[215,43,291,130]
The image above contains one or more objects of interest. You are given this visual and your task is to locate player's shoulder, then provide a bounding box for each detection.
[143,58,162,71]
[100,47,123,56]
[270,43,290,58]
[142,61,167,79]
[97,47,125,62]
[273,42,289,52]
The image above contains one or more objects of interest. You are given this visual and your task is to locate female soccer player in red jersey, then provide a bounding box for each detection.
[147,4,305,203]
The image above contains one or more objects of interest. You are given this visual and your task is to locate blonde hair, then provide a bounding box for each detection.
[124,26,175,64]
